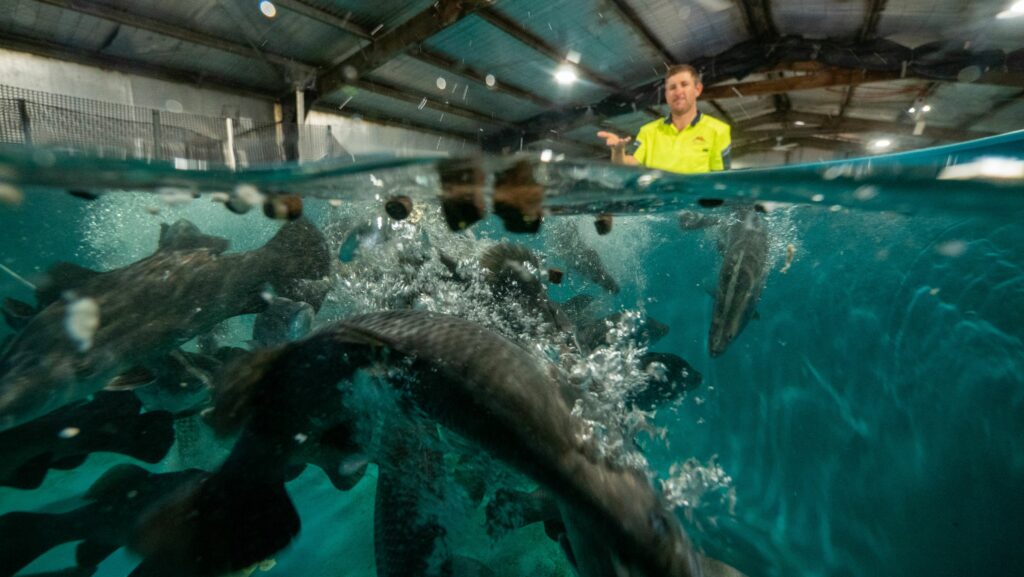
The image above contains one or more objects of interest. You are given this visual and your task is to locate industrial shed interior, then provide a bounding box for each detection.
[0,0,1021,167]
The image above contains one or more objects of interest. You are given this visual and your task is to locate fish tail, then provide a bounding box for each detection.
[129,428,299,577]
[0,510,88,577]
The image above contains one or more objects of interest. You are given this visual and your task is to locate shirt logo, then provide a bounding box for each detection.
[693,135,706,144]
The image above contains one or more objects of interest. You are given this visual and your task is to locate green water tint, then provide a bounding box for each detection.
[0,133,1022,577]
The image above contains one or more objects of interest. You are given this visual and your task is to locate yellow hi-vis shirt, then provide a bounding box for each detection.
[632,112,732,174]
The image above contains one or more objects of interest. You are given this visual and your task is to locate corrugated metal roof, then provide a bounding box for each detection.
[604,109,659,136]
[488,0,667,89]
[309,0,435,33]
[922,83,1022,128]
[425,14,612,106]
[104,29,282,88]
[85,0,361,65]
[972,100,1024,133]
[367,54,545,122]
[622,0,748,62]
[774,0,866,40]
[877,0,1014,49]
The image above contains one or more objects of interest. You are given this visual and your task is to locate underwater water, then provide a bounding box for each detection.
[0,132,1022,577]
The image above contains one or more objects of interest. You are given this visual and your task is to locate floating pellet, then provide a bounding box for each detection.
[547,268,564,284]
[438,159,485,231]
[385,195,413,220]
[493,160,543,234]
[594,213,613,235]
[263,195,303,220]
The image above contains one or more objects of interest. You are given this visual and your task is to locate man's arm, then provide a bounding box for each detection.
[597,131,639,166]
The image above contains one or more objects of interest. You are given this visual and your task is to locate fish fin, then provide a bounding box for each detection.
[157,220,230,255]
[4,452,52,489]
[49,454,88,471]
[273,278,331,313]
[2,297,36,330]
[0,510,85,577]
[485,488,558,537]
[35,262,101,307]
[263,218,331,287]
[312,423,367,491]
[130,430,300,577]
[76,539,121,567]
[85,463,151,501]
[105,366,157,391]
[480,243,540,276]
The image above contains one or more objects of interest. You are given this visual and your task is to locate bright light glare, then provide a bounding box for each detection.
[259,0,277,18]
[554,65,578,85]
[793,120,805,126]
[871,139,892,150]
[922,104,932,112]
[909,107,916,113]
[1010,0,1024,13]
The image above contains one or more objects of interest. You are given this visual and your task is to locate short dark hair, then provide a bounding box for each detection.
[665,64,701,83]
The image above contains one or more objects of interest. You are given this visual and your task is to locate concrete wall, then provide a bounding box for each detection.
[733,146,846,168]
[0,47,275,122]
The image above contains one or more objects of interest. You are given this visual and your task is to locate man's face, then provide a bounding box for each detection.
[665,71,702,116]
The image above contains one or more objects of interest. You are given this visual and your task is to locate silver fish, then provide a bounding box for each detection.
[0,218,330,431]
[708,206,769,357]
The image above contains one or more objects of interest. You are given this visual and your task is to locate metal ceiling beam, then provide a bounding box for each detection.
[735,0,779,41]
[735,136,864,154]
[340,78,513,129]
[859,0,889,41]
[735,114,996,144]
[317,0,488,99]
[0,31,281,100]
[272,0,371,39]
[32,0,315,74]
[604,0,676,65]
[708,101,735,125]
[476,6,622,92]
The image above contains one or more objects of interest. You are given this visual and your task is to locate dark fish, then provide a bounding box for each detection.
[374,419,449,577]
[0,391,173,489]
[2,297,36,331]
[133,310,701,577]
[552,226,620,294]
[252,297,314,347]
[480,243,572,333]
[629,352,703,410]
[129,350,220,416]
[709,207,769,357]
[0,464,206,577]
[677,210,720,231]
[575,312,670,351]
[0,218,330,431]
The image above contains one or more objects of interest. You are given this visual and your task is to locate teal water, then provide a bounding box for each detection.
[0,133,1022,577]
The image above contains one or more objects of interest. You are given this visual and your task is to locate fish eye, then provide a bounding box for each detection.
[649,511,669,537]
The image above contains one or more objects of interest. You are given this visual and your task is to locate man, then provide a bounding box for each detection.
[598,64,731,173]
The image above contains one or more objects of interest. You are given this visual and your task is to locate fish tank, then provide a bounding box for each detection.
[0,129,1022,577]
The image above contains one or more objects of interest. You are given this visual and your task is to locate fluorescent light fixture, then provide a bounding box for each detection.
[997,1,1024,18]
[259,0,277,18]
[554,64,578,85]
[909,107,916,113]
[922,104,932,112]
[540,149,554,162]
[870,139,892,150]
[794,120,805,126]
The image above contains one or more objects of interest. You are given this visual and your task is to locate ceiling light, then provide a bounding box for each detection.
[922,104,932,112]
[554,64,578,85]
[870,139,892,150]
[793,120,805,126]
[908,107,916,113]
[259,0,277,18]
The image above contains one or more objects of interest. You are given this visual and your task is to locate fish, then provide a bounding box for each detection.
[132,310,702,577]
[574,312,670,351]
[0,391,174,489]
[551,225,620,294]
[708,206,769,357]
[252,297,315,347]
[480,243,573,333]
[630,352,703,409]
[0,464,207,577]
[0,217,330,432]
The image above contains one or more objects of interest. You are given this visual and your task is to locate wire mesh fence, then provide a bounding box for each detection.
[0,84,348,168]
